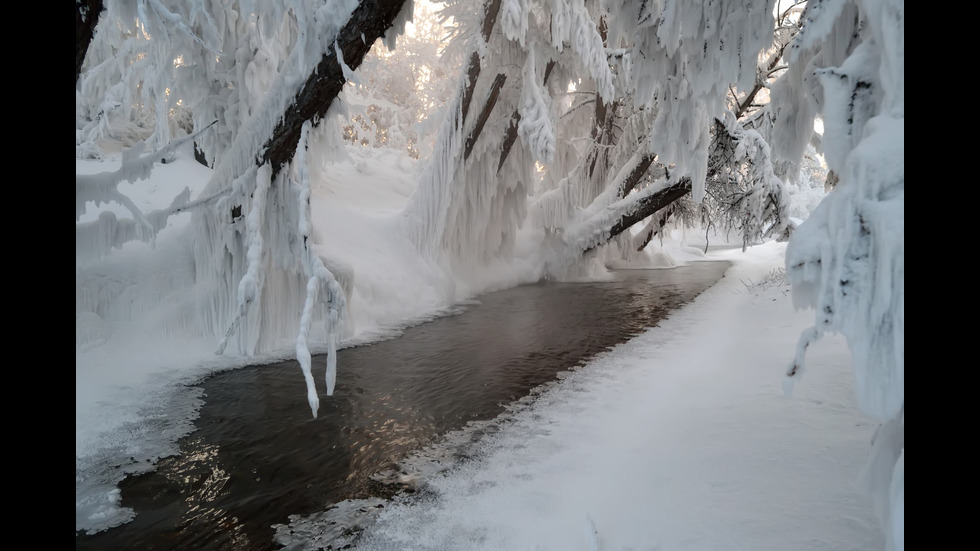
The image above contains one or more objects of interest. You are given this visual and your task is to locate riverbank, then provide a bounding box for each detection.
[78,146,886,549]
[78,261,731,550]
[76,146,717,534]
[303,240,886,550]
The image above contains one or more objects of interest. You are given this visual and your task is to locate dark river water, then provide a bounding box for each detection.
[76,262,729,551]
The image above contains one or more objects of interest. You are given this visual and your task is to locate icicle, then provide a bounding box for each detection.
[501,0,530,46]
[325,310,338,396]
[293,121,349,417]
[296,273,322,418]
[334,41,358,84]
[401,79,467,261]
[295,279,322,417]
[381,0,414,51]
[550,0,571,51]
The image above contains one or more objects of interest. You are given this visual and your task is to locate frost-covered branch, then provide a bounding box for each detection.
[76,121,216,217]
[139,0,225,57]
[75,189,191,264]
[702,113,791,250]
[464,73,508,160]
[497,59,556,172]
[550,105,791,260]
[567,176,692,255]
[459,0,504,125]
[515,48,555,164]
[75,122,218,261]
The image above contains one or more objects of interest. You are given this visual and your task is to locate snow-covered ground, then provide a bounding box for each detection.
[277,240,884,551]
[77,144,885,549]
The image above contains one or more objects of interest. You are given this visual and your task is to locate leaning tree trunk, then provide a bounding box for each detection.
[459,0,504,125]
[262,0,411,177]
[197,0,412,357]
[582,179,692,254]
[497,60,555,173]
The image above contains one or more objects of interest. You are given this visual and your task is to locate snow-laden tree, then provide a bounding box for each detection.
[393,1,902,547]
[773,1,904,549]
[77,1,903,545]
[76,0,415,418]
[77,0,806,414]
[398,0,806,286]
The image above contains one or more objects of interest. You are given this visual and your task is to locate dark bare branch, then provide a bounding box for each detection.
[464,73,507,160]
[460,0,503,124]
[497,113,521,173]
[497,59,556,173]
[734,24,796,118]
[618,154,657,197]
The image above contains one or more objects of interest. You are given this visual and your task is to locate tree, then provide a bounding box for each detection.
[77,0,797,395]
[395,0,807,287]
[77,1,902,545]
[774,1,904,549]
[340,0,462,159]
[77,0,413,418]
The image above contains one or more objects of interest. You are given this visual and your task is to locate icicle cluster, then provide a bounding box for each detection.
[402,3,537,273]
[400,79,468,263]
[78,1,404,421]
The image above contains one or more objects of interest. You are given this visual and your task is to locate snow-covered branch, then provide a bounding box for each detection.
[777,1,904,547]
[75,122,218,261]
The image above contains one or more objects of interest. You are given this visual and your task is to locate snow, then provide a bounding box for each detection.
[340,242,884,551]
[607,0,777,200]
[77,140,888,549]
[77,0,903,547]
[518,45,557,164]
